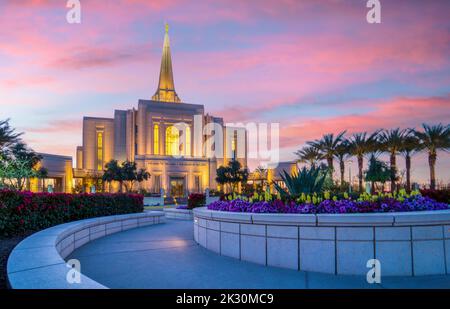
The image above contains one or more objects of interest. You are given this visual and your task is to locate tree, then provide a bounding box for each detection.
[334,140,350,186]
[364,154,390,193]
[215,160,249,193]
[347,131,380,192]
[295,146,323,168]
[399,133,422,192]
[411,123,450,189]
[0,119,22,150]
[254,165,268,190]
[308,131,346,174]
[378,128,406,192]
[0,143,47,191]
[102,160,150,193]
[121,161,138,192]
[103,160,123,192]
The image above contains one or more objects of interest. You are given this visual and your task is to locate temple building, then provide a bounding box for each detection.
[71,24,247,196]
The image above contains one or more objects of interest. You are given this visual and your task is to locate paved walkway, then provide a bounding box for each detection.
[68,220,450,289]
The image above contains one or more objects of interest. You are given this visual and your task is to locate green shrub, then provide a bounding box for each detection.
[274,165,328,198]
[0,190,143,237]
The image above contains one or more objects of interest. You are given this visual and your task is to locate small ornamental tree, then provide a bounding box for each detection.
[364,154,391,193]
[0,143,47,191]
[102,160,150,193]
[215,160,249,193]
[103,160,122,192]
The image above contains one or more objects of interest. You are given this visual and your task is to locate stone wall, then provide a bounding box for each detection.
[8,211,165,289]
[193,207,450,276]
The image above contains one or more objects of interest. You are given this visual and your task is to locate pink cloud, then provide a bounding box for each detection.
[280,95,450,149]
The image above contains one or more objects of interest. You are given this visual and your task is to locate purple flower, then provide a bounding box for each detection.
[207,195,449,214]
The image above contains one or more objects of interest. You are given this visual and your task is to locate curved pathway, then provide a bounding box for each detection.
[68,219,450,289]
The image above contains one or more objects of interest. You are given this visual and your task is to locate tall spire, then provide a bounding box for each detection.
[152,23,181,103]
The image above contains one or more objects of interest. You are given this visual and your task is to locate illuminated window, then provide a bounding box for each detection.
[185,126,191,156]
[153,124,159,155]
[97,131,104,170]
[231,131,237,160]
[165,126,179,156]
[194,175,200,192]
[153,175,161,193]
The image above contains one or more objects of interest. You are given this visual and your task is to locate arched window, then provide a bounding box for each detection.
[153,124,159,155]
[165,126,179,156]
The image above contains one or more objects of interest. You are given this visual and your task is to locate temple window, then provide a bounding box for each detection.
[165,126,179,156]
[96,130,104,170]
[194,175,200,192]
[154,124,159,155]
[185,126,191,156]
[232,131,237,160]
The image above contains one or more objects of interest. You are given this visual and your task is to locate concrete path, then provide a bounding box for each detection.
[68,220,450,289]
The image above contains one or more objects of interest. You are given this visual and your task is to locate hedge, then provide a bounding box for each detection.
[0,190,144,237]
[420,189,450,204]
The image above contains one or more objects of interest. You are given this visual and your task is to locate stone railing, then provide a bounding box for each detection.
[7,211,165,289]
[193,207,450,276]
[164,208,193,220]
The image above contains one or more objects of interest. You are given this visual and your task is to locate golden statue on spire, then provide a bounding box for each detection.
[152,23,181,103]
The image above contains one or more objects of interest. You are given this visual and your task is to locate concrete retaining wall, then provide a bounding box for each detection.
[7,211,165,289]
[164,208,193,220]
[193,207,450,276]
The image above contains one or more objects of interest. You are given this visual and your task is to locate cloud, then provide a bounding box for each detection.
[20,119,82,134]
[280,95,450,149]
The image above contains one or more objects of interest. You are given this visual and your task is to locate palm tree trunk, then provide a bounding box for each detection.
[358,155,363,192]
[327,157,334,174]
[390,153,396,192]
[405,154,411,193]
[340,159,345,186]
[429,152,437,190]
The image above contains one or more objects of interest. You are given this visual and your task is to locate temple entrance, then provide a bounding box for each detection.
[43,177,63,193]
[169,177,185,197]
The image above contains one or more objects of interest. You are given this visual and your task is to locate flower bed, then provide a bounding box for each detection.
[194,207,450,276]
[207,194,449,214]
[0,190,143,237]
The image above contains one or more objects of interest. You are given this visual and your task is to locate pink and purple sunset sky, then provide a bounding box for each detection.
[0,0,449,184]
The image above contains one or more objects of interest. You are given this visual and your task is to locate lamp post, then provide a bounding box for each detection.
[347,160,353,193]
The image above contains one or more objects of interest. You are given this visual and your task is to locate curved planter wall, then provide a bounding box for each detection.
[164,208,193,220]
[193,207,450,276]
[7,211,165,289]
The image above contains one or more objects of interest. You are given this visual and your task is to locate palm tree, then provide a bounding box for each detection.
[378,128,406,192]
[412,123,450,189]
[334,140,350,186]
[295,146,323,168]
[399,133,422,192]
[254,165,268,188]
[347,131,380,192]
[0,119,22,149]
[307,131,346,174]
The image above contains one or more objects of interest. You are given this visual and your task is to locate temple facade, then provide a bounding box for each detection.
[72,25,247,196]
